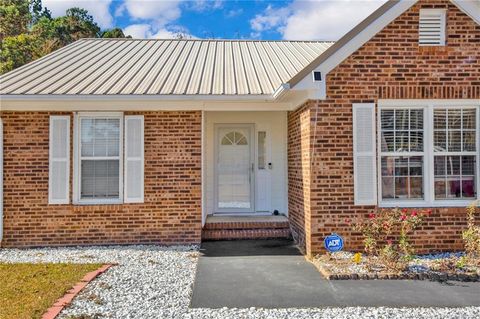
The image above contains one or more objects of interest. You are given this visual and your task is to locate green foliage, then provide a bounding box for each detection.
[463,201,480,258]
[102,27,131,39]
[350,208,432,270]
[0,33,38,74]
[0,0,128,75]
[0,0,30,39]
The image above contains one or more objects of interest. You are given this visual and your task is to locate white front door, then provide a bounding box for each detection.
[215,124,254,212]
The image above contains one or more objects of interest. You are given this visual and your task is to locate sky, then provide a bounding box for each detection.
[41,0,388,41]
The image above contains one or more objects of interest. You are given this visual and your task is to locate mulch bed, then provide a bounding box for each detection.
[312,252,480,281]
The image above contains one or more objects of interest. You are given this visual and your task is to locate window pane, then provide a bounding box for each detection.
[463,131,476,151]
[258,131,266,170]
[434,156,446,176]
[381,156,424,200]
[462,156,476,175]
[395,110,409,130]
[81,119,94,156]
[410,177,423,198]
[395,177,408,198]
[81,118,120,157]
[381,110,394,130]
[410,109,423,130]
[447,130,462,152]
[382,177,394,199]
[434,109,446,129]
[410,131,423,151]
[381,131,394,152]
[381,157,394,176]
[394,157,409,176]
[434,155,477,199]
[435,179,447,199]
[395,131,409,152]
[463,109,476,130]
[434,131,446,151]
[409,156,423,176]
[448,110,462,129]
[81,160,119,199]
[435,108,477,154]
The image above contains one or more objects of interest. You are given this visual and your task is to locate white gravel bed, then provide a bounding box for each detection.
[1,245,479,319]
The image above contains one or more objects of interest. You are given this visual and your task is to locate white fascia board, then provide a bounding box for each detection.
[452,0,480,25]
[321,0,417,74]
[291,0,417,93]
[0,97,296,111]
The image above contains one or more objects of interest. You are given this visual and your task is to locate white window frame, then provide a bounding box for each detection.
[73,112,124,205]
[378,100,480,207]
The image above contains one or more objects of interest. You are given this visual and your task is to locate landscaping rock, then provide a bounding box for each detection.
[1,246,480,319]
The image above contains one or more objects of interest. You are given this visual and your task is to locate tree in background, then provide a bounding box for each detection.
[0,0,129,74]
[102,27,131,39]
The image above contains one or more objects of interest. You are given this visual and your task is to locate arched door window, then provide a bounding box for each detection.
[221,131,248,146]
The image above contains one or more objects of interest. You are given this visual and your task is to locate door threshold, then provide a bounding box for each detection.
[212,212,273,217]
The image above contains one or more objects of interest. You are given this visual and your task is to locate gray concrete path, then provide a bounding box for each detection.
[190,239,480,308]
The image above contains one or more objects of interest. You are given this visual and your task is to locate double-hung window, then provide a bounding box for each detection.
[380,109,425,200]
[378,102,479,207]
[75,113,123,204]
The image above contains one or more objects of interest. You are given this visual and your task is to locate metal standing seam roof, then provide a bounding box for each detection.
[0,39,334,96]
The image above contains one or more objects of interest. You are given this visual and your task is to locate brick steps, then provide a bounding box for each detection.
[202,217,291,240]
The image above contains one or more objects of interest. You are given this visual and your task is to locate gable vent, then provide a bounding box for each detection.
[419,9,446,46]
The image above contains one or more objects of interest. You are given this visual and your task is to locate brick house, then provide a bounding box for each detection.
[0,0,479,257]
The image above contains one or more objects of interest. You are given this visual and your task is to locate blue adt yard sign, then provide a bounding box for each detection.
[324,234,344,252]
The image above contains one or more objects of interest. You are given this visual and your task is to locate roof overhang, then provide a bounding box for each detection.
[0,89,318,111]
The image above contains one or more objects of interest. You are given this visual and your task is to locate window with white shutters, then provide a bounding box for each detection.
[49,116,70,204]
[419,9,446,46]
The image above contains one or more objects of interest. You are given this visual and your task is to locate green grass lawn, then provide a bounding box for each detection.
[0,263,103,319]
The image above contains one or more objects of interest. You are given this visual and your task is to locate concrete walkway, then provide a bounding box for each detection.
[190,239,480,308]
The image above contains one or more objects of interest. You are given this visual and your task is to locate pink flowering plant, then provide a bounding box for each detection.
[347,208,432,270]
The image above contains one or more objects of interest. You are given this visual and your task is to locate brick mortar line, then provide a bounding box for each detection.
[41,264,114,319]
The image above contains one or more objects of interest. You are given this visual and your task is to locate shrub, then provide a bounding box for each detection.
[349,208,431,270]
[463,201,480,259]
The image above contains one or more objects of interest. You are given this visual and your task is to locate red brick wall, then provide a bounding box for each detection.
[287,103,312,254]
[289,0,480,256]
[0,111,202,247]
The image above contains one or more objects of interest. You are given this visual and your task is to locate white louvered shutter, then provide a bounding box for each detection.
[353,103,377,205]
[419,9,446,46]
[124,116,144,203]
[49,116,70,204]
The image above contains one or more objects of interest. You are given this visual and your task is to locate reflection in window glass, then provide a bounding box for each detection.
[381,156,424,199]
[258,131,266,170]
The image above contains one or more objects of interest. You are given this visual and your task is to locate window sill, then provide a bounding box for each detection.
[379,200,479,208]
[73,199,123,206]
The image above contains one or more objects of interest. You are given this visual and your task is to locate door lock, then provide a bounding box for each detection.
[268,162,272,169]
